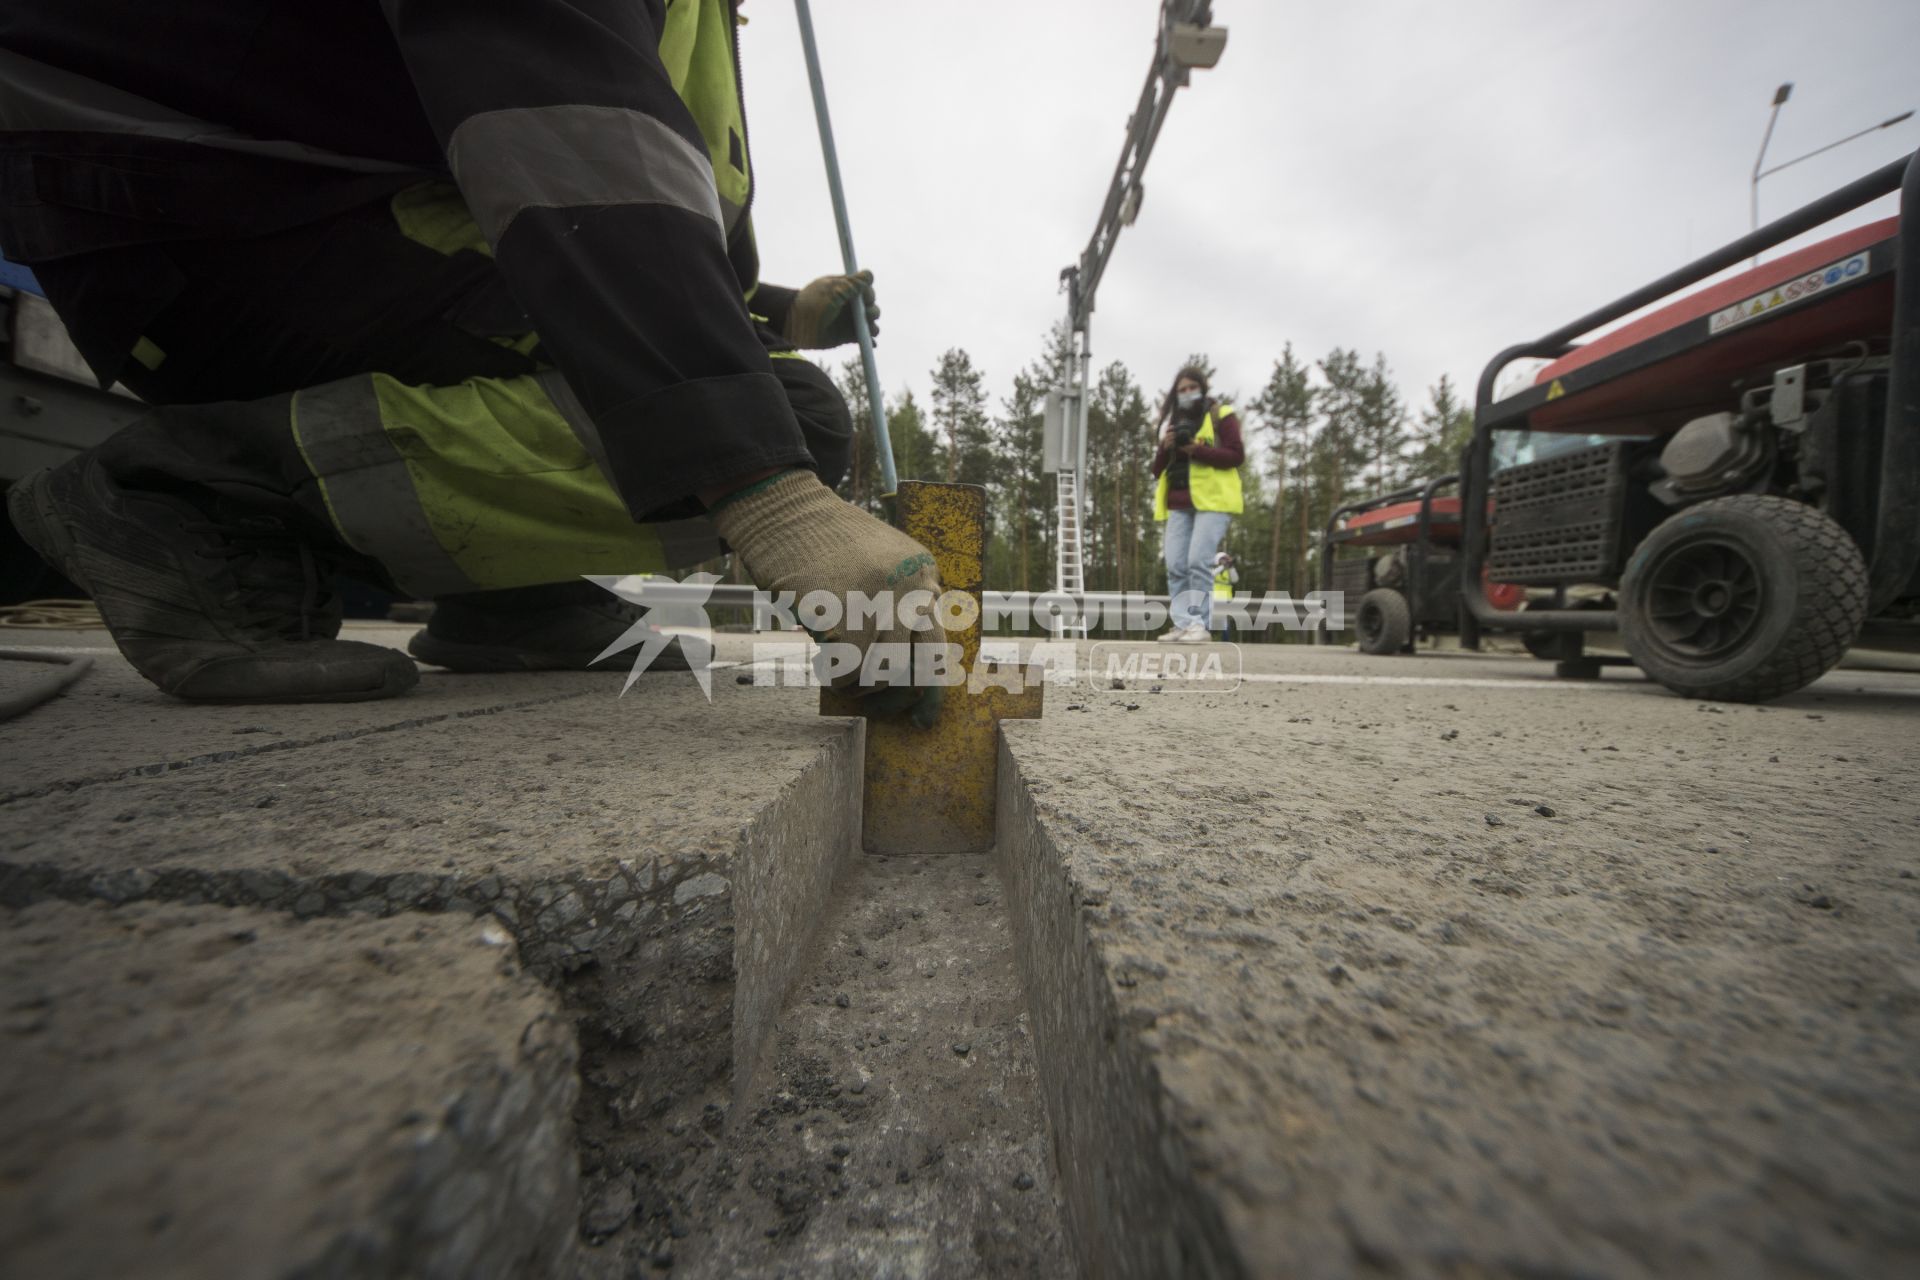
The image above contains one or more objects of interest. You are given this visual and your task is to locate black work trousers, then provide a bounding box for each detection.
[28,194,853,597]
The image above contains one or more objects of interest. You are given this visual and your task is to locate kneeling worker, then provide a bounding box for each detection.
[0,0,942,720]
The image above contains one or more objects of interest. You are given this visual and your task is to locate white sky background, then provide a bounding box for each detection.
[737,0,1919,428]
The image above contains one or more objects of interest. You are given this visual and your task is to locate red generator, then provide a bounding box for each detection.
[1320,476,1524,654]
[1456,150,1917,701]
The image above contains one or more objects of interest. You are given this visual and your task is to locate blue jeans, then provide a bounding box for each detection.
[1163,508,1231,629]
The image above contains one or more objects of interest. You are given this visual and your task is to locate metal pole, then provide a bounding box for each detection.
[1074,322,1091,480]
[793,0,897,497]
[1751,83,1792,236]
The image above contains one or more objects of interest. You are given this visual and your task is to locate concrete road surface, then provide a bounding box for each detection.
[2,623,1916,1278]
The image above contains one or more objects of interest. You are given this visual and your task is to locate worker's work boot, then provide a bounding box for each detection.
[7,454,419,702]
[407,581,691,672]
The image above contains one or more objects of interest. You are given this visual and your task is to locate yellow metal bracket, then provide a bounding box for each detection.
[820,481,1043,853]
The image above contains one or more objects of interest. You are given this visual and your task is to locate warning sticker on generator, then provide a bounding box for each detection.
[1708,250,1871,335]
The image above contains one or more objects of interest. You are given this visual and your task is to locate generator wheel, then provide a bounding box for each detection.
[1619,495,1867,703]
[1355,588,1412,655]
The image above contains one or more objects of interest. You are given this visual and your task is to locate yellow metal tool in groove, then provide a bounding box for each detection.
[821,482,1043,853]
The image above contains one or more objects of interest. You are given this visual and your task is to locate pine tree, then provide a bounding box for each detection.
[1086,361,1149,592]
[995,365,1051,591]
[1355,353,1410,495]
[1410,373,1476,481]
[1252,345,1315,593]
[888,390,935,484]
[834,356,882,512]
[1314,347,1367,513]
[929,348,993,488]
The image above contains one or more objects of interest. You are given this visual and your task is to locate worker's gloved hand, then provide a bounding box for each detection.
[783,270,878,349]
[711,470,949,726]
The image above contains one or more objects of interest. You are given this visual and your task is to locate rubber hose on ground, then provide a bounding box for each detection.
[0,648,94,721]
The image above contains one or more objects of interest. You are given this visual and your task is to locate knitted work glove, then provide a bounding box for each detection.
[712,470,948,726]
[784,270,878,349]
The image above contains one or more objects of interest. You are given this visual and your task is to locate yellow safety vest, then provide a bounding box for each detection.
[1154,403,1244,519]
[1212,567,1234,601]
[658,0,751,236]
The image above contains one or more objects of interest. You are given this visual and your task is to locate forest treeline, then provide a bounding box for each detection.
[822,327,1477,612]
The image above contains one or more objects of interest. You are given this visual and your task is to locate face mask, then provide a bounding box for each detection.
[1177,391,1201,409]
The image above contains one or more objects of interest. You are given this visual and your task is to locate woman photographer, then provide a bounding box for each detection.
[1151,366,1245,641]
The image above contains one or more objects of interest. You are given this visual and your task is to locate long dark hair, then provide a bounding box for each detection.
[1159,365,1211,424]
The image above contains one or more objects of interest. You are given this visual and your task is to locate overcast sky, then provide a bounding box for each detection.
[736,0,1917,427]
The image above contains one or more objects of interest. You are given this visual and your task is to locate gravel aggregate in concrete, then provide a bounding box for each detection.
[2,656,859,1101]
[998,644,1920,1278]
[3,633,863,1275]
[578,851,1072,1279]
[11,628,1919,1278]
[0,899,579,1279]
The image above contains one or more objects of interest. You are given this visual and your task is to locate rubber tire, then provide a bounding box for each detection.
[1619,495,1868,703]
[1356,588,1412,656]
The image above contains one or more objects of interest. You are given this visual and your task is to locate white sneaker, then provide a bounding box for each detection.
[1155,625,1189,643]
[1174,624,1211,644]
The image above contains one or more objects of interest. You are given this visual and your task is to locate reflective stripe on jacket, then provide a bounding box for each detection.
[0,0,806,520]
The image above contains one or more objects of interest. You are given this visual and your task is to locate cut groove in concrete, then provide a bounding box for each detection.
[2,684,864,1252]
[579,851,1074,1277]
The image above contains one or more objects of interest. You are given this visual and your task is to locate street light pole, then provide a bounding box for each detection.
[1749,83,1915,265]
[1750,82,1793,237]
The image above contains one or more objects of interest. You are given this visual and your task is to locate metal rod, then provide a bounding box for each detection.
[1757,111,1914,182]
[793,0,896,497]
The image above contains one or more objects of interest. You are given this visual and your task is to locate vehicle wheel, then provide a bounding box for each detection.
[1619,495,1867,703]
[1355,588,1412,655]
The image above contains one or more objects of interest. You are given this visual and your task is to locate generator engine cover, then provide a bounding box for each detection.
[1654,412,1769,504]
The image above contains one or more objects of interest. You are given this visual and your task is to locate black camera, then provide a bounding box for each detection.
[1171,404,1202,449]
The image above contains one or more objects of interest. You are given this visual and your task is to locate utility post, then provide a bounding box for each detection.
[1045,2,1226,638]
[1749,82,1913,267]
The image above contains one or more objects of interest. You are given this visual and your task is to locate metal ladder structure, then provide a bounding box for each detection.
[1044,3,1225,640]
[1053,470,1089,637]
